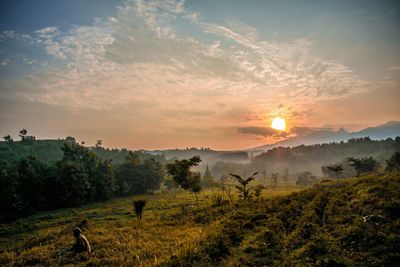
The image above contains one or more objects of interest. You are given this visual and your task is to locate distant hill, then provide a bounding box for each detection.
[148,148,249,167]
[247,121,400,153]
[0,139,166,165]
[211,137,400,179]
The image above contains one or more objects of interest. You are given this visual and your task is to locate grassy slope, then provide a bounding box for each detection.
[168,173,400,266]
[0,187,296,266]
[1,173,399,266]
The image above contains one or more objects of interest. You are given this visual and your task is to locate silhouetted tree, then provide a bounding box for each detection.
[326,163,343,181]
[3,135,12,142]
[229,171,258,200]
[296,171,317,187]
[95,140,102,148]
[19,128,27,140]
[166,156,202,206]
[347,157,378,176]
[386,152,400,172]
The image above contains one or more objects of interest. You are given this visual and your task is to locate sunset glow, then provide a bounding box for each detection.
[0,0,399,150]
[271,117,286,131]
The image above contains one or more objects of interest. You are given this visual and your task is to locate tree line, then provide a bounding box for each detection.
[0,142,164,222]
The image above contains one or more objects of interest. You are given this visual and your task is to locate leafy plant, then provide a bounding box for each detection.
[229,172,258,200]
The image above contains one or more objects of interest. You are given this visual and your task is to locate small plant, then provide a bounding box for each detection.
[211,193,226,207]
[230,172,258,200]
[133,200,146,220]
[255,184,265,198]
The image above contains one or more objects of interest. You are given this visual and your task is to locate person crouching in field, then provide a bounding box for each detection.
[72,227,91,254]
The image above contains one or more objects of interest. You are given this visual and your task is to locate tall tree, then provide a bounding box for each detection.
[166,156,202,206]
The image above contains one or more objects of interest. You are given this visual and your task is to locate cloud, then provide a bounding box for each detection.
[0,0,377,149]
[290,127,334,137]
[0,58,10,66]
[238,126,288,138]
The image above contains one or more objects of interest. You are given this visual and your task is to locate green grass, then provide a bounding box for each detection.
[0,186,297,266]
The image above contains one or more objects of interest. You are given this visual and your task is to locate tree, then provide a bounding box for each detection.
[115,152,163,196]
[296,171,317,187]
[229,171,258,200]
[95,140,102,148]
[19,128,27,140]
[166,156,202,206]
[55,143,104,207]
[3,135,12,142]
[326,163,343,181]
[0,160,18,221]
[386,152,400,172]
[347,157,378,176]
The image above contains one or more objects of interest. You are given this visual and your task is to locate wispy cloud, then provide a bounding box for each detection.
[1,0,394,149]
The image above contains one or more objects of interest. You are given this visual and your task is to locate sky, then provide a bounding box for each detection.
[0,0,399,150]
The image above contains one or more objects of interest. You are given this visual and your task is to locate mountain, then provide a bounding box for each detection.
[247,121,400,153]
[349,121,400,140]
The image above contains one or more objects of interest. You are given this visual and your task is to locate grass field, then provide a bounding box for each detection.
[1,173,399,266]
[0,185,298,266]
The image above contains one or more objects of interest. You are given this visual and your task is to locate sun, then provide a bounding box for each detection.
[271,117,286,131]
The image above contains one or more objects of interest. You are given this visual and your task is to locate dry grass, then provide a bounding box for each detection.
[0,187,298,266]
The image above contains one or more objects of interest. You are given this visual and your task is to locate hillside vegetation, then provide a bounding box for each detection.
[169,172,400,266]
[1,172,399,266]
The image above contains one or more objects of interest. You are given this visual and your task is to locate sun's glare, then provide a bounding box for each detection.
[271,117,286,131]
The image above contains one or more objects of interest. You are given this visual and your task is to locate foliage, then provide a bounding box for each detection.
[229,172,258,200]
[0,143,164,222]
[0,187,296,266]
[386,152,400,172]
[166,156,203,206]
[211,137,400,179]
[114,152,164,196]
[0,136,166,165]
[347,156,378,176]
[170,172,400,266]
[296,171,317,187]
[254,184,265,198]
[323,163,343,181]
